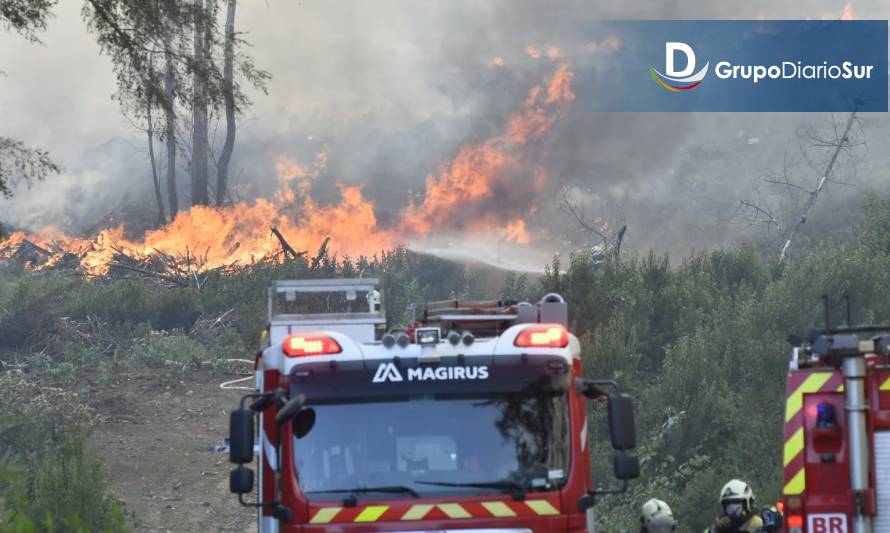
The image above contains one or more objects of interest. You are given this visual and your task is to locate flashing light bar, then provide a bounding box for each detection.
[514,325,569,348]
[282,333,342,357]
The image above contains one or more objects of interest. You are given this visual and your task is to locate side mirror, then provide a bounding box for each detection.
[613,452,640,480]
[576,379,607,400]
[276,393,306,424]
[293,408,316,439]
[230,465,254,494]
[229,407,254,464]
[607,394,636,450]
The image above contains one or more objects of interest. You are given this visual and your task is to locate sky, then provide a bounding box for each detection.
[1,0,888,269]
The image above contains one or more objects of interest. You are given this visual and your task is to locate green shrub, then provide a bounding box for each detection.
[130,331,209,368]
[0,404,126,532]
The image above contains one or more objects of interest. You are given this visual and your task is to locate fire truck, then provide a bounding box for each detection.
[781,313,890,533]
[227,278,639,532]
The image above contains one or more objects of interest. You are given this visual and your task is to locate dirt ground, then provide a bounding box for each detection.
[87,367,257,532]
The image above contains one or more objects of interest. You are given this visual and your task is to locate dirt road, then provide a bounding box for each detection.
[89,368,257,532]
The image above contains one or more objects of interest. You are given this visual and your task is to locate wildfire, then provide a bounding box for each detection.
[2,65,575,274]
[399,64,574,240]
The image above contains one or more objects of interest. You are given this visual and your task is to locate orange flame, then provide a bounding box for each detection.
[398,64,574,241]
[2,66,575,273]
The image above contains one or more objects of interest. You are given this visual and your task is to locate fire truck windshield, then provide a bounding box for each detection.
[293,390,570,499]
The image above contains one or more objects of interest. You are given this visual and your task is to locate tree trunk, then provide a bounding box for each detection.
[163,16,178,218]
[216,0,236,207]
[146,89,167,226]
[190,0,210,206]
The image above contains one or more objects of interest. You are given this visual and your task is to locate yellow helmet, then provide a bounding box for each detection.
[720,479,755,512]
[641,498,675,527]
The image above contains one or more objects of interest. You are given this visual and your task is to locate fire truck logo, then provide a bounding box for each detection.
[372,363,404,383]
[372,362,491,383]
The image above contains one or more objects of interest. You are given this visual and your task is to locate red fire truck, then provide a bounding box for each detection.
[781,317,890,533]
[227,278,639,532]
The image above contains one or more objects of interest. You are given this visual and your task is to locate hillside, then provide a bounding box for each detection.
[1,194,889,531]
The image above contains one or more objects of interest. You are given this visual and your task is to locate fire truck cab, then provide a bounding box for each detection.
[781,325,890,533]
[228,278,639,532]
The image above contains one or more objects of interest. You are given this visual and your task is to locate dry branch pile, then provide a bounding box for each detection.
[0,227,332,288]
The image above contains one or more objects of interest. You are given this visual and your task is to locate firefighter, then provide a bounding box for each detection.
[705,479,763,533]
[640,498,677,532]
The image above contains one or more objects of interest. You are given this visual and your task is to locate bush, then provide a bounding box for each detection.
[130,331,209,368]
[0,402,126,532]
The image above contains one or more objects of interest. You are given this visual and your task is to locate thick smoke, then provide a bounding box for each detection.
[1,0,888,268]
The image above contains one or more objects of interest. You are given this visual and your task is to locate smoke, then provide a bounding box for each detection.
[1,0,888,269]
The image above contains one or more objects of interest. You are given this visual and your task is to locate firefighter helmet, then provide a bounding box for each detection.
[719,479,755,512]
[640,498,675,527]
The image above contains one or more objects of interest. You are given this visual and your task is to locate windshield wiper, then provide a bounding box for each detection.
[415,480,526,501]
[304,485,420,505]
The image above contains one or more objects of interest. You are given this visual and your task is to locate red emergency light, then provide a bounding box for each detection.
[514,325,569,348]
[282,333,342,357]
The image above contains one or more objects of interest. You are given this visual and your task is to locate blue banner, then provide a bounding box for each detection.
[576,20,887,112]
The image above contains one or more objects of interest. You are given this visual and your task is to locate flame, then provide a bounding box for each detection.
[398,64,574,242]
[546,47,561,59]
[2,184,392,275]
[503,220,530,244]
[275,157,308,183]
[491,56,505,67]
[2,66,575,273]
[526,45,542,59]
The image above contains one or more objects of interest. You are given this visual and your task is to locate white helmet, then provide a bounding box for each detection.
[720,479,755,513]
[641,498,676,531]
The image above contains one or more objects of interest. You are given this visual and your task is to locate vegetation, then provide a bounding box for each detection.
[559,193,890,530]
[0,385,126,532]
[1,194,890,530]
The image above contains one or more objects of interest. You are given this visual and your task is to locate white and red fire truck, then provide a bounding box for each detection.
[227,278,639,532]
[781,318,890,533]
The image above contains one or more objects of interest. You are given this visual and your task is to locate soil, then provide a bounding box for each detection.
[86,367,257,532]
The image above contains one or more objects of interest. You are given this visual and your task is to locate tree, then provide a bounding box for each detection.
[145,49,167,225]
[162,13,178,218]
[84,0,267,214]
[0,0,56,42]
[190,0,268,206]
[0,0,61,203]
[0,138,60,199]
[737,110,864,260]
[189,0,211,206]
[83,0,187,224]
[215,0,236,207]
[560,183,628,259]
